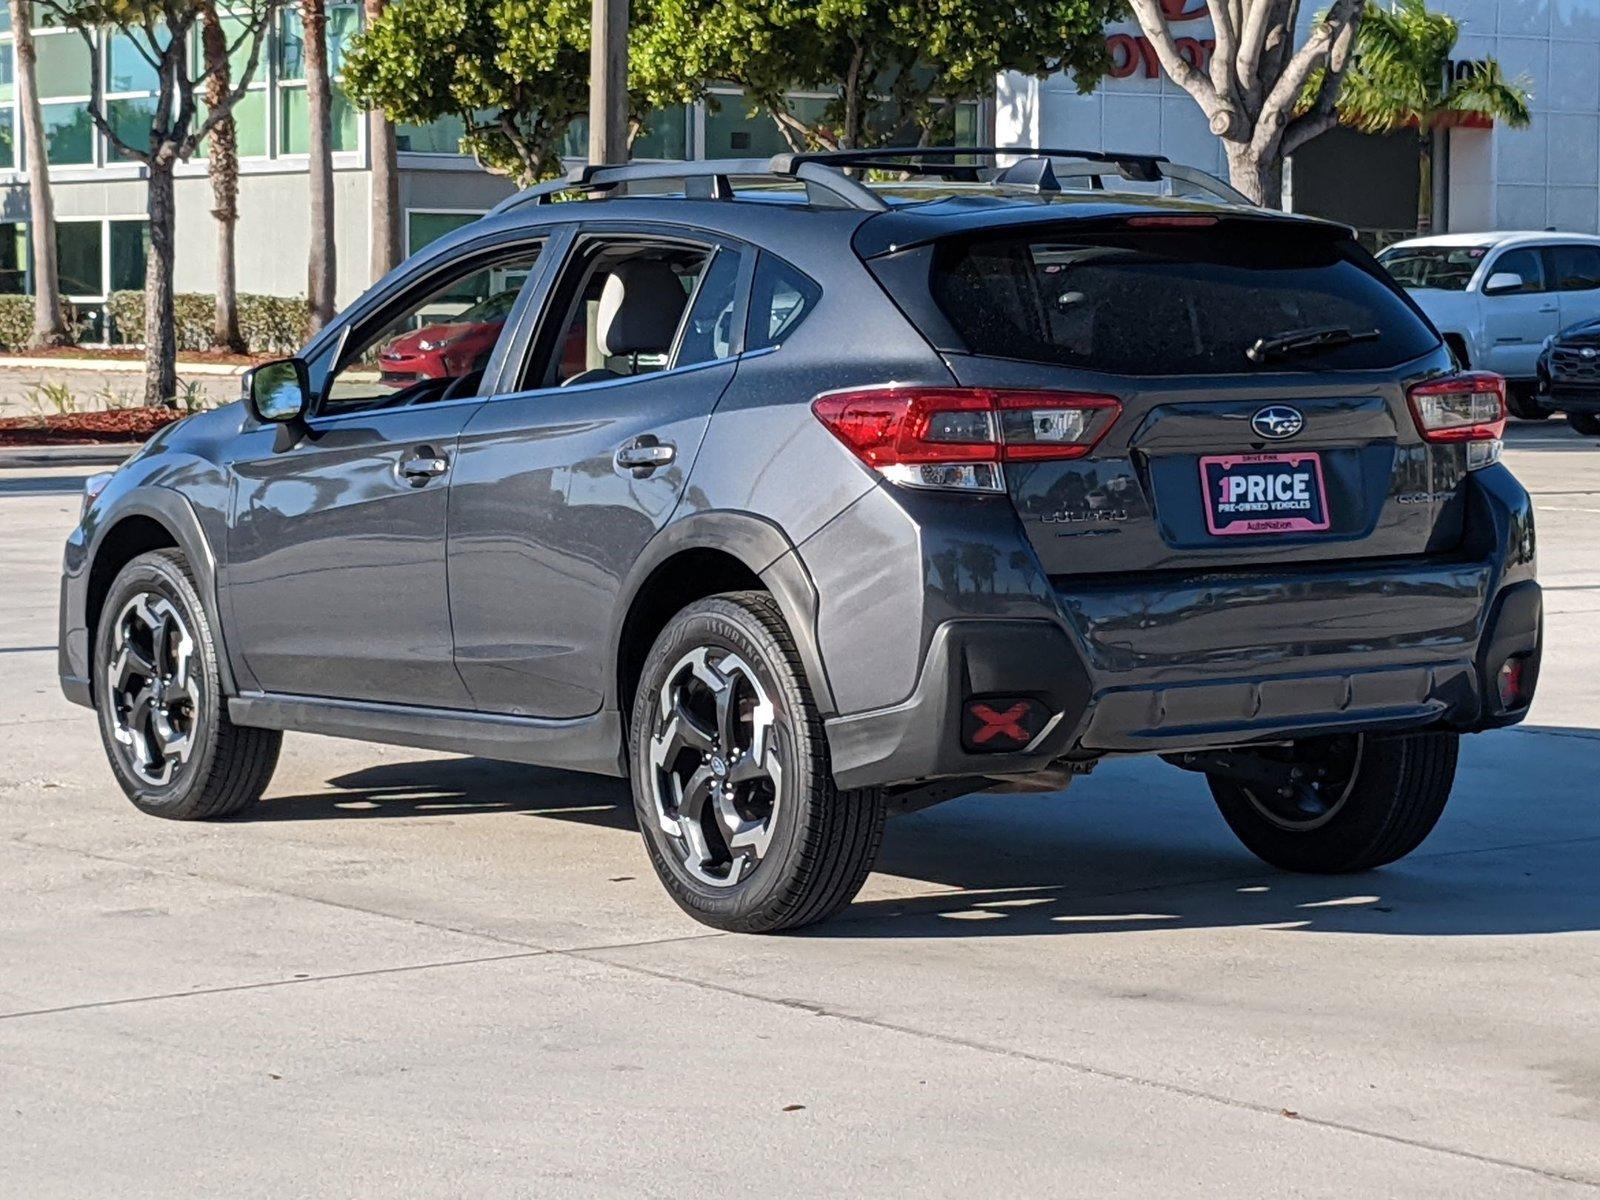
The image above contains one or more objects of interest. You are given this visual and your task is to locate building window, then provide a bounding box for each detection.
[702,88,979,158]
[0,221,26,294]
[33,29,95,165]
[396,113,468,155]
[406,210,483,256]
[275,4,360,155]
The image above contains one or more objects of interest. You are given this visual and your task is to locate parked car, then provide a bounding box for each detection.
[375,287,521,387]
[1377,231,1600,419]
[1536,317,1600,435]
[60,150,1541,933]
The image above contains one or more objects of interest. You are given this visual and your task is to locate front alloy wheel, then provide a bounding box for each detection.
[106,592,201,786]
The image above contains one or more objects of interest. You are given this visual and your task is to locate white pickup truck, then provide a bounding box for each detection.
[1377,231,1600,419]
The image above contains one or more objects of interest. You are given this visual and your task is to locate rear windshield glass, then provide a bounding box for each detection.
[928,225,1439,375]
[1376,244,1487,291]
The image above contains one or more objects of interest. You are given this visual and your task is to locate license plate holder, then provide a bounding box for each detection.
[1199,451,1331,537]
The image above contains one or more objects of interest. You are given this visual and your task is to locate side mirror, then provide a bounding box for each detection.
[245,358,310,423]
[1483,271,1525,296]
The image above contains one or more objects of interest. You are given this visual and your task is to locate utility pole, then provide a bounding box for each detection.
[588,0,628,166]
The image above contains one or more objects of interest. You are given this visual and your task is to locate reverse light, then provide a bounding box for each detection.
[1407,372,1506,469]
[811,387,1121,492]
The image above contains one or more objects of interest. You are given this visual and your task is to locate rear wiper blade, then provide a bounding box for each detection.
[1247,325,1381,364]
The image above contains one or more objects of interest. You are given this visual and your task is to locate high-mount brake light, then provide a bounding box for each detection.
[1407,372,1506,469]
[811,387,1121,492]
[1124,215,1219,228]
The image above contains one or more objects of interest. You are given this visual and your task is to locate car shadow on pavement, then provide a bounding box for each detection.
[250,756,638,832]
[241,726,1600,941]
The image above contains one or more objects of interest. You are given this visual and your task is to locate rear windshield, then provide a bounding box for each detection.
[926,224,1439,375]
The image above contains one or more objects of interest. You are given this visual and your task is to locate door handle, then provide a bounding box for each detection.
[398,447,450,484]
[1540,304,1559,313]
[614,436,676,476]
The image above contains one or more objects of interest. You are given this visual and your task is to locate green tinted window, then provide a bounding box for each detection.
[108,31,159,93]
[0,110,14,170]
[108,95,159,149]
[56,221,102,297]
[278,85,358,154]
[277,4,360,78]
[109,220,149,292]
[197,89,269,159]
[396,114,465,154]
[0,222,26,295]
[42,103,93,165]
[35,33,92,98]
[407,211,479,254]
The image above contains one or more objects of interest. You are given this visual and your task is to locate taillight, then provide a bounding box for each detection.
[811,387,1121,492]
[1407,372,1506,469]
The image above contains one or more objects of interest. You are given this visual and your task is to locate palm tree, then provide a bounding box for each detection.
[1337,0,1532,235]
[363,0,400,281]
[9,0,70,347]
[201,0,245,351]
[302,0,337,332]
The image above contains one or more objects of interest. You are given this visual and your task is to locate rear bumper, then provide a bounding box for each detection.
[826,468,1539,790]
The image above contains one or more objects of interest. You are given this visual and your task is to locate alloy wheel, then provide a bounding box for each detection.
[105,592,201,787]
[1240,734,1365,832]
[647,646,784,888]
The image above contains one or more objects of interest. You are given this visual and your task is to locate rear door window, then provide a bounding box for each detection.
[1550,244,1600,292]
[926,224,1439,375]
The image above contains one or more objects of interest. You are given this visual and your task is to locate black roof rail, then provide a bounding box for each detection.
[486,145,1249,217]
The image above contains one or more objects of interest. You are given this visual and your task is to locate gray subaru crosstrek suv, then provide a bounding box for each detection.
[60,150,1541,932]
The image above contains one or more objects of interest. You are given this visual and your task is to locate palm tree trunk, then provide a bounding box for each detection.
[1416,130,1435,236]
[143,157,179,406]
[363,0,400,281]
[303,0,337,333]
[201,0,244,352]
[10,0,70,347]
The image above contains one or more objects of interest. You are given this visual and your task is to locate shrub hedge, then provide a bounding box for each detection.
[105,292,312,355]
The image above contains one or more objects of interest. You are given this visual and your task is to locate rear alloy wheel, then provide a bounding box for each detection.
[1208,732,1458,874]
[1567,411,1600,437]
[95,549,281,819]
[630,592,884,932]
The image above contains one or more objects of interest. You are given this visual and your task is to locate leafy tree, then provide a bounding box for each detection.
[343,0,591,184]
[8,0,71,346]
[632,0,1129,152]
[1333,0,1531,234]
[1126,0,1364,206]
[40,0,280,404]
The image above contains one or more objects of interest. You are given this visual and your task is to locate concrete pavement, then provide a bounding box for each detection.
[1,423,1598,1197]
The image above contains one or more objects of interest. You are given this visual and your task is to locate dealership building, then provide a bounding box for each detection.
[0,0,1595,328]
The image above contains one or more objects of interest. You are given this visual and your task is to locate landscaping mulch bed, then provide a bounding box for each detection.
[0,346,263,367]
[0,408,186,445]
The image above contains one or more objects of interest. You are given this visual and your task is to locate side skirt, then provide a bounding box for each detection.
[227,693,628,778]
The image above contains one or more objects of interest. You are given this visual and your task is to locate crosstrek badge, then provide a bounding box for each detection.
[1199,451,1332,536]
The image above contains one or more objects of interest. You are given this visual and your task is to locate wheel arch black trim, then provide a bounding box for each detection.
[610,510,837,720]
[85,487,240,698]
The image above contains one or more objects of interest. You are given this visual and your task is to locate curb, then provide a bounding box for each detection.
[0,443,134,467]
[0,356,252,376]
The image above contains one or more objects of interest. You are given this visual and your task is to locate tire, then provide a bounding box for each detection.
[1505,383,1545,421]
[1567,411,1600,437]
[1208,732,1458,874]
[628,591,884,933]
[93,548,281,820]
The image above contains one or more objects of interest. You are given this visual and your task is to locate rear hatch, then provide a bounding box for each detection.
[865,213,1464,578]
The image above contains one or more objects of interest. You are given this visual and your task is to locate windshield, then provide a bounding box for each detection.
[924,225,1439,375]
[1376,245,1487,291]
[454,288,520,325]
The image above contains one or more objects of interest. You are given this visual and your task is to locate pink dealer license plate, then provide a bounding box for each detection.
[1199,451,1331,536]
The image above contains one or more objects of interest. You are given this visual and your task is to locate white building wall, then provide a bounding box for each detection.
[1000,0,1600,234]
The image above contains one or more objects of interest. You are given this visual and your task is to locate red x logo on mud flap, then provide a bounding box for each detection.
[968,702,1033,746]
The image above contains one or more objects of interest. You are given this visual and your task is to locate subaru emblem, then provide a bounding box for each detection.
[1583,347,1598,359]
[1251,405,1304,440]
